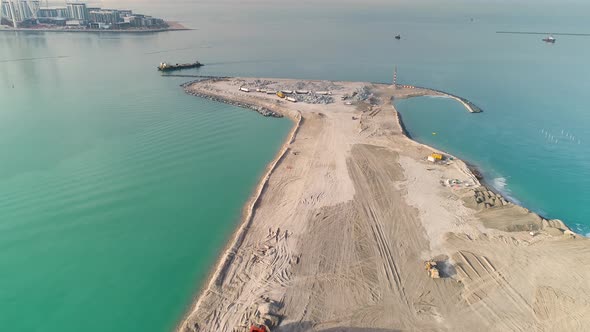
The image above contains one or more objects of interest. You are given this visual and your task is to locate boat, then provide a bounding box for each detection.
[395,34,401,40]
[542,35,556,43]
[157,61,203,71]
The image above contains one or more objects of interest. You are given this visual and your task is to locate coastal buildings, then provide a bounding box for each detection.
[66,2,87,21]
[38,7,68,18]
[88,9,119,25]
[1,0,167,29]
[1,0,40,26]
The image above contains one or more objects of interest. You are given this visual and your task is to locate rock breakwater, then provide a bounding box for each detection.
[181,81,283,118]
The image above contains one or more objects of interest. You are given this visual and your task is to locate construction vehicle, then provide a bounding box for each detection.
[250,324,270,332]
[276,91,285,98]
[430,153,443,160]
[427,153,444,163]
[425,261,441,279]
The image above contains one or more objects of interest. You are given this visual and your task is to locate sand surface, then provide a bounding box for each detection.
[179,78,590,332]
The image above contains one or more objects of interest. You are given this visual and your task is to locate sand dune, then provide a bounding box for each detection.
[179,78,590,332]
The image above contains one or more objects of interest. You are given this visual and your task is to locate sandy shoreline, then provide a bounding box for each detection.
[0,21,191,33]
[179,77,590,332]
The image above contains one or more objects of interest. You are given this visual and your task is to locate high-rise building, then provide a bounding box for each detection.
[38,7,69,18]
[66,2,87,21]
[1,1,40,22]
[88,9,120,24]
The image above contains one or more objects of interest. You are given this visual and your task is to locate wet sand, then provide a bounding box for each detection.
[179,77,590,332]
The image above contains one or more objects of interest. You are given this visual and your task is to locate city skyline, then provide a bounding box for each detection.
[1,0,168,30]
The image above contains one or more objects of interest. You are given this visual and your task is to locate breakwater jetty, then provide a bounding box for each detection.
[398,85,483,113]
[180,80,282,118]
[444,93,482,113]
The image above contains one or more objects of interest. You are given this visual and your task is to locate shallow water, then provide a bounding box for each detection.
[0,31,292,332]
[2,0,590,331]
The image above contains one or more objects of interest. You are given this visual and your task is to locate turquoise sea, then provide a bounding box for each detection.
[2,0,590,331]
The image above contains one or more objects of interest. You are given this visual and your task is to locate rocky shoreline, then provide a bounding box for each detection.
[181,81,283,118]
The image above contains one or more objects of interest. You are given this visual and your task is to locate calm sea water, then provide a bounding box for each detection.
[2,0,590,331]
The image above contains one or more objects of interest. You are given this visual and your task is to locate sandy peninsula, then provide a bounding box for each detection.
[179,77,590,332]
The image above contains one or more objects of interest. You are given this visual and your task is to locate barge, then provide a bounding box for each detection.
[158,61,203,71]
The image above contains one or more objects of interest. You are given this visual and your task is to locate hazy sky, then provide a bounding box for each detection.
[39,0,590,26]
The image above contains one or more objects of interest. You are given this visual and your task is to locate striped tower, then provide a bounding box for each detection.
[6,0,19,28]
[393,66,398,89]
[1,0,40,28]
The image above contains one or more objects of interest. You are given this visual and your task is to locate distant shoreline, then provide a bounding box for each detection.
[0,21,191,33]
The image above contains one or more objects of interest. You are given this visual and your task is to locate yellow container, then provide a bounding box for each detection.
[431,153,443,160]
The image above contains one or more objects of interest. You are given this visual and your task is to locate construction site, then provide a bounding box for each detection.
[176,76,590,332]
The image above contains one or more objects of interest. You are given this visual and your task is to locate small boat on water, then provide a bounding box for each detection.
[542,35,556,43]
[395,34,401,40]
[157,61,203,71]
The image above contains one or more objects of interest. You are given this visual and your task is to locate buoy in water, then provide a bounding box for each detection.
[432,132,437,135]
